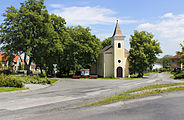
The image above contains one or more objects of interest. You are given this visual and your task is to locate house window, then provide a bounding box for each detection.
[118,43,121,48]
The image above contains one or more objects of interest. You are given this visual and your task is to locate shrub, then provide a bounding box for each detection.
[23,75,50,85]
[39,74,46,78]
[174,71,184,79]
[17,70,24,74]
[0,74,24,88]
[0,70,12,75]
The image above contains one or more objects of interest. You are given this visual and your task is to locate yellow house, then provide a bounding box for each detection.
[91,20,129,78]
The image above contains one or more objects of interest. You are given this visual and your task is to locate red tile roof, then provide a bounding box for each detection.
[0,53,20,62]
[172,51,184,59]
[171,54,181,59]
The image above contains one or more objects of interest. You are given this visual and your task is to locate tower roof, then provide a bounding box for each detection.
[112,20,123,37]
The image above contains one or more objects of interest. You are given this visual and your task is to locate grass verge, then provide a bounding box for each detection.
[85,83,184,107]
[47,78,59,84]
[170,76,184,81]
[124,77,140,80]
[0,87,27,93]
[99,77,119,79]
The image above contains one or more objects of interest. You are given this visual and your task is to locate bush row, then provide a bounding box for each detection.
[22,75,50,84]
[173,71,184,79]
[0,74,54,88]
[0,74,24,88]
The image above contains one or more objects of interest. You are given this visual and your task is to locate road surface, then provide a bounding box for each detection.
[0,73,183,120]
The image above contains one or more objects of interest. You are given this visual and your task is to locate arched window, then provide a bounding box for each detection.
[118,43,121,48]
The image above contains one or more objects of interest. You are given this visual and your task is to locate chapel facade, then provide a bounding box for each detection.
[91,20,129,77]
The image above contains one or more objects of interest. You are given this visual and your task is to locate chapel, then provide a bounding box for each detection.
[91,20,129,77]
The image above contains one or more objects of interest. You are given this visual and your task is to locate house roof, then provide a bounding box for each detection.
[171,51,184,59]
[0,53,20,62]
[112,20,124,37]
[171,54,181,59]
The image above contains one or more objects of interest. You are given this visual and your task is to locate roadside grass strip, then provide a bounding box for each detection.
[85,83,184,107]
[170,76,184,81]
[0,87,27,93]
[47,78,59,84]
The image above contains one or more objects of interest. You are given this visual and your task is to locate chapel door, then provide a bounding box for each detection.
[117,67,123,77]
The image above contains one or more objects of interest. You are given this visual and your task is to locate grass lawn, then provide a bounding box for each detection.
[144,72,150,76]
[85,82,184,107]
[170,76,184,81]
[0,87,27,93]
[47,78,59,84]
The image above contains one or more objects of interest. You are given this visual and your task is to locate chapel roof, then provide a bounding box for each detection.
[100,45,129,56]
[100,45,112,53]
[112,20,124,37]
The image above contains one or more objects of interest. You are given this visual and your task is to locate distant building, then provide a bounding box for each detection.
[0,53,36,72]
[91,20,129,77]
[152,63,163,70]
[171,53,183,69]
[0,53,21,71]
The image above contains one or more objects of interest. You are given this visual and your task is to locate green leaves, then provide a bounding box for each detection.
[128,30,162,77]
[0,0,101,76]
[101,37,111,49]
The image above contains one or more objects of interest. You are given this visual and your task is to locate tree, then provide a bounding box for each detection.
[0,0,55,75]
[60,26,101,75]
[176,44,184,69]
[101,37,111,49]
[0,61,2,70]
[128,30,162,77]
[32,14,66,75]
[156,55,172,68]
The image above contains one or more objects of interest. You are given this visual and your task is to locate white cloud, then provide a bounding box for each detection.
[96,33,112,41]
[50,4,63,8]
[161,13,174,18]
[137,13,184,56]
[50,6,138,26]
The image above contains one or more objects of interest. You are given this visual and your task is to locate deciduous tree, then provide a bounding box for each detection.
[128,30,162,77]
[101,37,111,49]
[0,0,51,75]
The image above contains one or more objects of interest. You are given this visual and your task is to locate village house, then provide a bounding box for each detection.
[91,20,129,78]
[0,53,21,71]
[171,53,184,69]
[0,53,36,72]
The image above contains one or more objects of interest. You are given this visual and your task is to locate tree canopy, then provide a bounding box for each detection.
[0,0,53,75]
[156,55,172,68]
[0,0,101,76]
[101,37,111,49]
[128,30,162,77]
[176,44,184,66]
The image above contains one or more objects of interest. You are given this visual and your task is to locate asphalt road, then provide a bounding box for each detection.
[0,73,183,120]
[27,91,184,120]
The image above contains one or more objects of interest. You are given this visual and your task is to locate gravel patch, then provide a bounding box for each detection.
[25,84,50,91]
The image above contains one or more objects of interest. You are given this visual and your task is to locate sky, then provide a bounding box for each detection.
[1,0,184,57]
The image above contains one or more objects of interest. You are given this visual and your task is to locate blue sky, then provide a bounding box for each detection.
[1,0,184,57]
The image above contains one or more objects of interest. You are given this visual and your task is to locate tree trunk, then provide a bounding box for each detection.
[40,66,43,74]
[138,72,143,78]
[24,54,32,76]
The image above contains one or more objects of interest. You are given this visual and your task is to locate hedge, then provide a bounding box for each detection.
[0,74,24,88]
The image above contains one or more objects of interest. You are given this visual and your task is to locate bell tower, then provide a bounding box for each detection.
[111,20,126,77]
